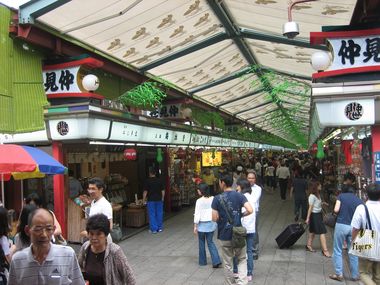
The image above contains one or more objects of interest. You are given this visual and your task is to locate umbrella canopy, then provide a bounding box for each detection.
[0,144,67,181]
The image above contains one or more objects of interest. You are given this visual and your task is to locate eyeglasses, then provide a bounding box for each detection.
[31,226,55,234]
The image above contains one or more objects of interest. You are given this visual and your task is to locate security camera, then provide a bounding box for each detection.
[282,21,299,39]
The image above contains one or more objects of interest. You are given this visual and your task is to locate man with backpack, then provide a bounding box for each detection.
[212,174,253,285]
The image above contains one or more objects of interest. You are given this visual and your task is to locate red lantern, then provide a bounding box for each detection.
[124,148,137,160]
[176,147,186,159]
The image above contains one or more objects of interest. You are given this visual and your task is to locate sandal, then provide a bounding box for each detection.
[305,245,315,252]
[322,250,332,258]
[329,274,343,281]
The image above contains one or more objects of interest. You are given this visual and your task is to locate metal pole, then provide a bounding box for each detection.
[1,174,4,207]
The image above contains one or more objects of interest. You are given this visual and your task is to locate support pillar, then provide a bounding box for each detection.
[52,141,66,237]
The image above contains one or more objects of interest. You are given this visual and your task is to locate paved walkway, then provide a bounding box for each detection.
[118,189,361,285]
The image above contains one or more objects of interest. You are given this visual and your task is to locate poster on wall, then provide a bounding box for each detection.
[202,151,222,167]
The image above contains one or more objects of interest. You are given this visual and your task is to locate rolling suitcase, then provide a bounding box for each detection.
[275,223,306,249]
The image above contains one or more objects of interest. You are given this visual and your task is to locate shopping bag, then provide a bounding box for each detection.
[349,229,380,261]
[349,205,380,261]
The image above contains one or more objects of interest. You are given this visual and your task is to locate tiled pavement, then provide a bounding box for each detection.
[116,189,361,285]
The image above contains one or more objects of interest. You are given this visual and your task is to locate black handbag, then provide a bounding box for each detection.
[219,195,247,248]
[323,211,337,228]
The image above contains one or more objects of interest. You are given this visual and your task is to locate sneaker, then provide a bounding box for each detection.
[247,275,253,282]
[212,263,222,268]
[233,273,239,278]
[158,229,163,232]
[149,230,158,234]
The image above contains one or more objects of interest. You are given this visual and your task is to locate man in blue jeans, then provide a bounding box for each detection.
[143,167,165,234]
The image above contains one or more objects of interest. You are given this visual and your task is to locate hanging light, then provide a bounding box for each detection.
[82,74,100,92]
[310,51,331,72]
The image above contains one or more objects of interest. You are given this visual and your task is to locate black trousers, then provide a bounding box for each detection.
[279,178,288,200]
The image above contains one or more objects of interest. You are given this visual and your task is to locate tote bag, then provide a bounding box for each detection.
[349,205,380,262]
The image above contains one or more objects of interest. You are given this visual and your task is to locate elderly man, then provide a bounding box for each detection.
[8,208,85,285]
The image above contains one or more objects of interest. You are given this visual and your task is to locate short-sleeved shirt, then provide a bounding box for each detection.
[308,194,322,213]
[351,201,380,231]
[211,191,248,241]
[8,244,85,285]
[143,177,164,201]
[0,235,10,256]
[336,193,363,225]
[89,196,113,220]
[292,178,308,200]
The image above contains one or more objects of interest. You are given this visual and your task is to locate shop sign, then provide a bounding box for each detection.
[222,138,231,147]
[237,141,245,148]
[43,66,81,95]
[57,121,69,136]
[109,122,142,142]
[171,131,191,145]
[316,99,374,126]
[209,136,222,146]
[231,140,239,147]
[310,28,380,78]
[147,104,181,118]
[49,118,110,140]
[374,152,380,184]
[142,127,172,143]
[190,134,208,145]
[328,36,380,72]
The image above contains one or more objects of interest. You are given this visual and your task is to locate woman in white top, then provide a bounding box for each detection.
[0,207,10,282]
[305,180,331,257]
[233,178,256,281]
[193,183,221,268]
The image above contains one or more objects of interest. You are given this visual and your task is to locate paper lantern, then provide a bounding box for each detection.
[156,148,163,163]
[316,140,325,159]
[124,148,137,160]
[82,74,99,91]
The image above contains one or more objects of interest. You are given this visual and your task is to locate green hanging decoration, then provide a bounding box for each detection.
[156,148,163,163]
[118,81,167,110]
[211,149,216,159]
[316,139,325,159]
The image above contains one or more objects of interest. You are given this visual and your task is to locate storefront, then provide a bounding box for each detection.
[309,26,380,198]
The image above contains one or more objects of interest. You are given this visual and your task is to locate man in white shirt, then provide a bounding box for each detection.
[276,161,290,201]
[247,171,262,260]
[351,184,380,285]
[81,178,113,238]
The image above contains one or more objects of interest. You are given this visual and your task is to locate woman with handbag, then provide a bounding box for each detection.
[305,181,331,257]
[193,183,222,268]
[329,185,363,282]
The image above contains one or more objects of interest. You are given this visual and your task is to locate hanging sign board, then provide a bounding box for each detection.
[190,133,208,146]
[316,98,374,126]
[142,127,172,144]
[209,136,222,147]
[172,131,191,145]
[109,122,143,142]
[310,28,380,78]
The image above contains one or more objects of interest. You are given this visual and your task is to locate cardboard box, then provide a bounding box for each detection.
[125,208,146,227]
